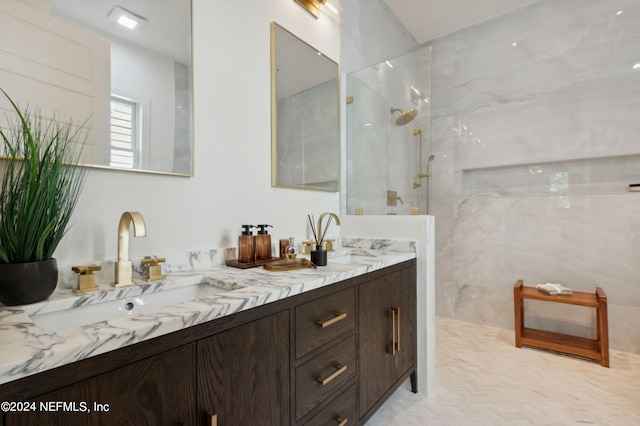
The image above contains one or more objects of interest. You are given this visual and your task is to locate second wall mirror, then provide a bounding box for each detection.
[271,22,340,192]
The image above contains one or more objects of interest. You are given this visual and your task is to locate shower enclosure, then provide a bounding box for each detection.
[346,45,432,215]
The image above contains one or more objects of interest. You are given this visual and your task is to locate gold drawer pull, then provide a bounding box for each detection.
[317,364,347,385]
[387,308,396,356]
[316,312,347,328]
[335,415,348,426]
[395,306,401,352]
[209,413,218,426]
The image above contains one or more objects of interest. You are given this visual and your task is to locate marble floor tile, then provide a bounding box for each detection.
[367,317,640,425]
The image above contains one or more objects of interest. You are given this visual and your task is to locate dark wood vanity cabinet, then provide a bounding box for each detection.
[3,344,196,426]
[358,263,417,422]
[197,310,290,426]
[293,287,357,424]
[0,259,417,426]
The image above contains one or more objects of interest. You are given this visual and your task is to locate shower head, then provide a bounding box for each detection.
[390,107,418,126]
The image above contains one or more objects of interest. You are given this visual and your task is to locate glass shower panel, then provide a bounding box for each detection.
[346,45,432,215]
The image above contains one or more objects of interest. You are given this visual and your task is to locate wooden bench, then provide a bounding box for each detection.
[513,280,609,367]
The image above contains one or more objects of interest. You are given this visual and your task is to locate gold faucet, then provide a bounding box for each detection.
[317,212,341,247]
[114,211,147,287]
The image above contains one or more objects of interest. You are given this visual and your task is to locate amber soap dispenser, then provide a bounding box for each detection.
[238,225,255,263]
[255,224,273,261]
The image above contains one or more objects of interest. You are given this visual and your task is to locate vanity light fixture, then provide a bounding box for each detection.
[293,0,327,19]
[108,6,147,30]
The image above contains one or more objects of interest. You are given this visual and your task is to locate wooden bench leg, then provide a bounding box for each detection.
[514,280,524,348]
[596,287,609,367]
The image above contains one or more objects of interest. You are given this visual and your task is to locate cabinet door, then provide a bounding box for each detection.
[358,264,417,418]
[5,344,196,426]
[358,273,396,414]
[393,264,417,380]
[197,310,290,426]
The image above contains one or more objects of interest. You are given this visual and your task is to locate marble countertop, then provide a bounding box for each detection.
[0,240,415,386]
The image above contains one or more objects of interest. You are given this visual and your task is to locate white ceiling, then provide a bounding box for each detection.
[51,0,191,65]
[383,0,539,44]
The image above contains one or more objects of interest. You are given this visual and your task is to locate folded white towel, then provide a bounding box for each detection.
[536,283,573,296]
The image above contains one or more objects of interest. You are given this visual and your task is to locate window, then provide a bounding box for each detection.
[110,96,139,168]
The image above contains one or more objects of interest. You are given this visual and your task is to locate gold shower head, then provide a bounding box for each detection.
[390,107,418,126]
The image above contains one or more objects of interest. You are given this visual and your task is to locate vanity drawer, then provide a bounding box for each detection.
[296,287,356,359]
[295,334,356,421]
[303,383,356,426]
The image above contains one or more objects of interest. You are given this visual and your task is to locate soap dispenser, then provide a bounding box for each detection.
[255,224,273,261]
[238,225,255,263]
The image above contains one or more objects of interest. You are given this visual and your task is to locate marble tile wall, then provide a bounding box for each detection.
[431,0,640,353]
[340,0,417,75]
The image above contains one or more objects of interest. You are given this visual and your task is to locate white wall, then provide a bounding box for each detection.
[54,0,340,265]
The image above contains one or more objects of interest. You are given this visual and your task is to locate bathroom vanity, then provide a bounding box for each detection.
[0,246,417,425]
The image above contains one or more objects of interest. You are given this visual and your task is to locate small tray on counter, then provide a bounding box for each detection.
[225,258,280,269]
[263,258,317,271]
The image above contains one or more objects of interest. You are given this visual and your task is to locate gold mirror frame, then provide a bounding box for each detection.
[270,22,340,192]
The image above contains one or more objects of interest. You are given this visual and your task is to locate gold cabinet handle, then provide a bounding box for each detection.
[395,306,401,352]
[387,308,396,356]
[335,415,348,426]
[209,412,218,426]
[316,364,347,385]
[316,312,347,328]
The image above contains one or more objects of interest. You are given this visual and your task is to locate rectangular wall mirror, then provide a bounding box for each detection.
[271,22,340,192]
[0,0,193,176]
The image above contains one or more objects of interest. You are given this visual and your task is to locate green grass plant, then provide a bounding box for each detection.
[0,88,88,264]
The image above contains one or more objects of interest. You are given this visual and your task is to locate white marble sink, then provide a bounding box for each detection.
[27,280,236,333]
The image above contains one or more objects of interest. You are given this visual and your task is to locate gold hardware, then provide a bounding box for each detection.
[114,211,147,287]
[335,415,348,426]
[325,239,334,252]
[317,364,347,385]
[209,413,218,426]
[293,0,327,18]
[317,213,341,246]
[141,257,166,282]
[302,240,316,254]
[388,309,396,356]
[346,96,354,104]
[386,191,404,207]
[395,307,401,352]
[355,207,363,215]
[316,312,347,328]
[72,265,101,294]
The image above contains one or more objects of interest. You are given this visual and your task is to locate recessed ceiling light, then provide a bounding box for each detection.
[633,63,640,70]
[108,6,147,30]
[616,10,624,16]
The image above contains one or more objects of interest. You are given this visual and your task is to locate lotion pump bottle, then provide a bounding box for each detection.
[238,225,255,263]
[255,224,273,261]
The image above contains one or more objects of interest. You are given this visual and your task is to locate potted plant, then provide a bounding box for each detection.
[0,88,88,305]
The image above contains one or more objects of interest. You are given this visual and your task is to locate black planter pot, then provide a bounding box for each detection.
[0,258,59,306]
